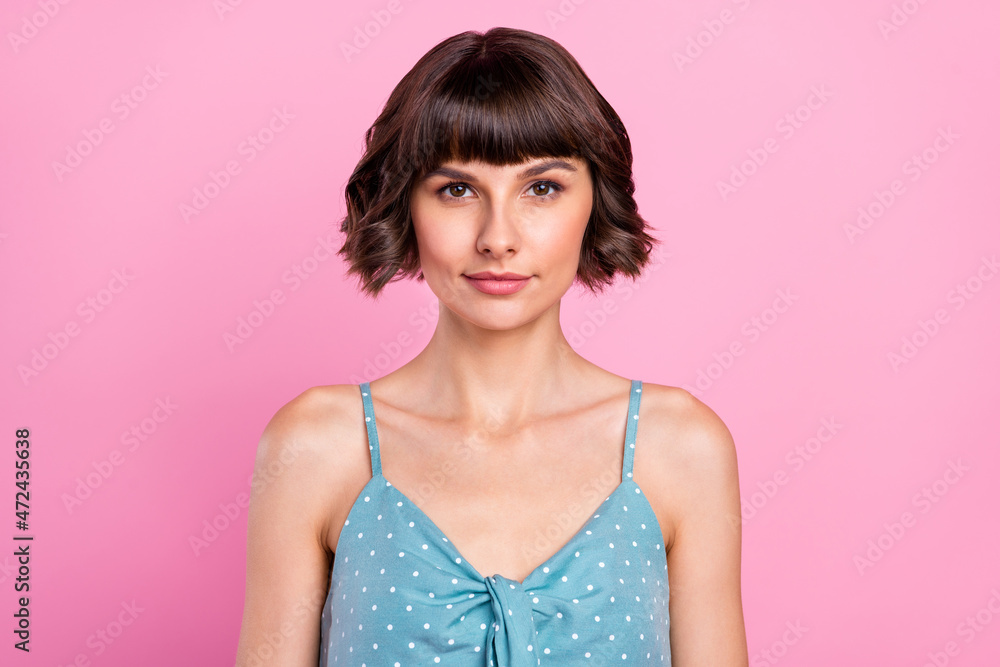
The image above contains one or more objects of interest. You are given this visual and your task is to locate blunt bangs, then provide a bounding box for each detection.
[404,55,586,178]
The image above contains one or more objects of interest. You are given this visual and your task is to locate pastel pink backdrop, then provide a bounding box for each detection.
[2,0,998,665]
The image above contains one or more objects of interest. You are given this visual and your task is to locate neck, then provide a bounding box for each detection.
[397,299,588,429]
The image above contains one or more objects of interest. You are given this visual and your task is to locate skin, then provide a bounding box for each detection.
[236,156,749,665]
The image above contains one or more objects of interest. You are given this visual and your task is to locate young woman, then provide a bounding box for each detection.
[237,27,748,666]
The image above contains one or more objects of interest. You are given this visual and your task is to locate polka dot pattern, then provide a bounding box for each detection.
[319,380,671,665]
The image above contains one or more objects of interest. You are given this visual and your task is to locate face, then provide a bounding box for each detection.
[409,156,594,330]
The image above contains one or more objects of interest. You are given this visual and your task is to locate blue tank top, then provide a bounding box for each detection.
[320,380,671,665]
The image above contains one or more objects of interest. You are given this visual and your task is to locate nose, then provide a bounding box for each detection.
[476,199,520,258]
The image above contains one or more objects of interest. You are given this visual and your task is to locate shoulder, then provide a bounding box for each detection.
[260,383,362,451]
[253,383,372,546]
[638,382,737,469]
[634,382,740,549]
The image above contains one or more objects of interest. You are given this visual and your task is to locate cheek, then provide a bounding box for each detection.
[412,209,462,271]
[540,201,591,261]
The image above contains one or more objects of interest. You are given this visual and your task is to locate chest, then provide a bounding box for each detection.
[361,410,630,582]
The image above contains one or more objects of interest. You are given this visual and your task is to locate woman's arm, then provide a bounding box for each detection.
[235,390,344,666]
[649,387,749,666]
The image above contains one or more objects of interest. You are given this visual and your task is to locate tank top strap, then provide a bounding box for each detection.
[622,379,643,483]
[359,382,382,477]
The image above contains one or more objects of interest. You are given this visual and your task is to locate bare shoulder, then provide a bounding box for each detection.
[638,382,737,469]
[254,383,371,547]
[634,383,740,550]
[237,384,370,665]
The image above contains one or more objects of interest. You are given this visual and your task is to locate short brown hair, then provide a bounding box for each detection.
[338,27,658,298]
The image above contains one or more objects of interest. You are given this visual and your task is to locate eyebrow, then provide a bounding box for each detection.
[420,159,578,183]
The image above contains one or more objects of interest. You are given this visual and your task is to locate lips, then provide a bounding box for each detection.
[463,272,531,295]
[464,271,531,280]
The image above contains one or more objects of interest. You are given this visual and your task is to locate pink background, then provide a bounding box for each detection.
[2,0,999,664]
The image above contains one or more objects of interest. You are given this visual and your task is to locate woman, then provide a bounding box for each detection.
[237,27,748,666]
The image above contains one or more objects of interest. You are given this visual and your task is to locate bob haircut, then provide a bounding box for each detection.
[338,27,658,298]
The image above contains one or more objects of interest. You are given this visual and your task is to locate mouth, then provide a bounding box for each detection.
[463,272,532,295]
[464,271,531,280]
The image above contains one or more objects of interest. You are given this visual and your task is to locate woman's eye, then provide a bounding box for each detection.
[529,181,561,198]
[447,184,469,197]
